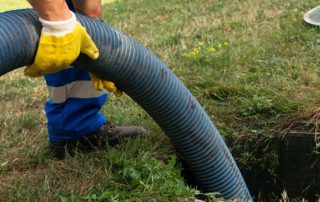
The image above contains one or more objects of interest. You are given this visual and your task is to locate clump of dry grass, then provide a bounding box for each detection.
[277,107,320,136]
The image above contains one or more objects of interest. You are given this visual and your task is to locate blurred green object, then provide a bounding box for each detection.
[304,6,320,26]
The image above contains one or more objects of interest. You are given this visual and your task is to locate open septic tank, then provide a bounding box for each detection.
[234,114,320,201]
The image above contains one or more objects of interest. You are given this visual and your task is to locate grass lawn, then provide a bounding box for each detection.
[1,0,320,201]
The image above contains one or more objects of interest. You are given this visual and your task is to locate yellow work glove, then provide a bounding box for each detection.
[90,73,123,97]
[24,12,99,77]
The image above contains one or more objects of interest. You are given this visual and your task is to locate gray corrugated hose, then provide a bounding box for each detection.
[0,9,252,201]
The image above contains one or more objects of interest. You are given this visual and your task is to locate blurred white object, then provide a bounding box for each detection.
[304,6,320,26]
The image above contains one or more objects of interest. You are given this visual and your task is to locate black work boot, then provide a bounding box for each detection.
[49,121,147,159]
[79,120,148,148]
[48,141,76,160]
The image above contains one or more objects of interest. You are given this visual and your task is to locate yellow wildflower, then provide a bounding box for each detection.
[192,47,200,55]
[209,47,216,53]
[187,47,200,58]
[217,44,222,48]
[224,42,229,46]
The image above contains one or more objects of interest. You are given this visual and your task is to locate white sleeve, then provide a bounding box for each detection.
[39,12,77,36]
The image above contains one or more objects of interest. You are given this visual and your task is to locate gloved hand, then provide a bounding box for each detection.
[24,12,99,77]
[90,73,123,97]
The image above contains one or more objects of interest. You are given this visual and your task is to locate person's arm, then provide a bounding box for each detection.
[26,0,122,96]
[24,0,99,77]
[27,0,72,21]
[72,0,102,18]
[27,0,102,20]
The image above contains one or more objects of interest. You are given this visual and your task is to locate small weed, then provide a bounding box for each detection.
[185,40,231,70]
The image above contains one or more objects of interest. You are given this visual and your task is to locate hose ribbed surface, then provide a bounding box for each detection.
[0,9,251,201]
